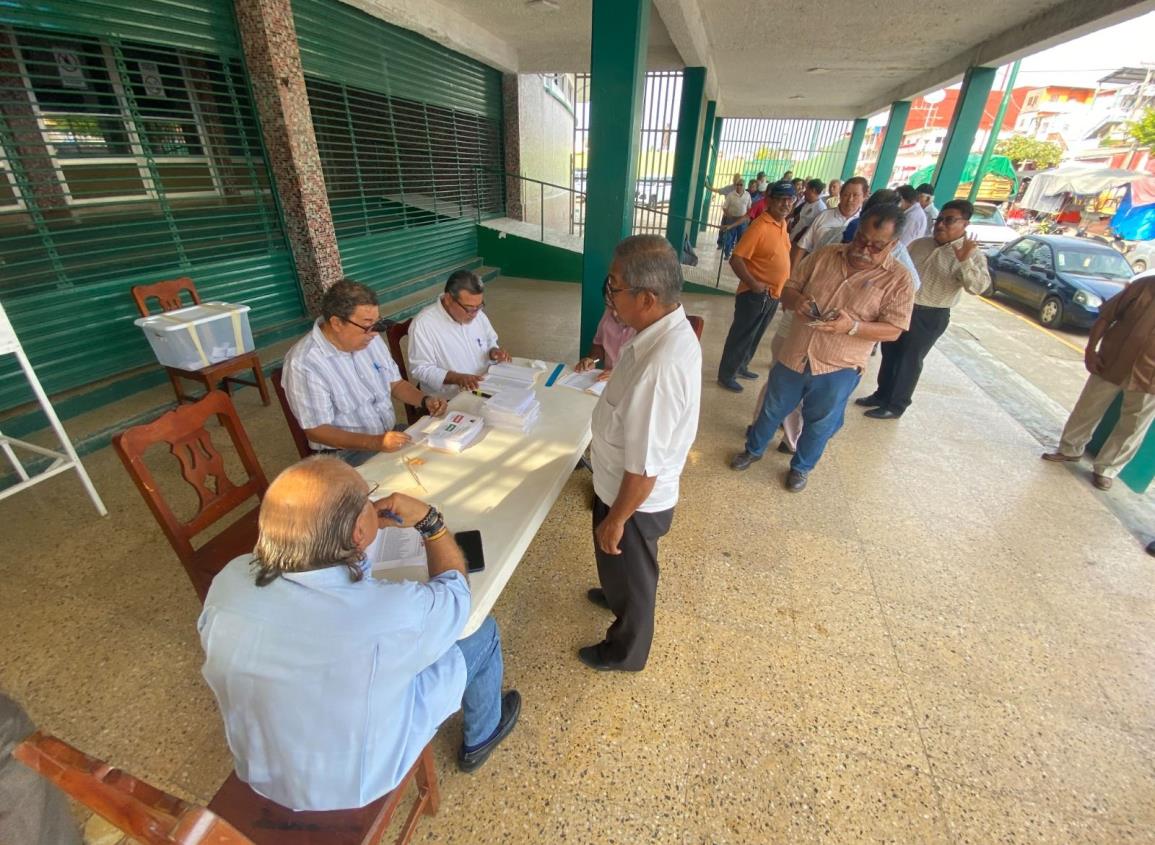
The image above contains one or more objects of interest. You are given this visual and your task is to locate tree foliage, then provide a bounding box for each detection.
[1129,107,1155,151]
[994,136,1063,169]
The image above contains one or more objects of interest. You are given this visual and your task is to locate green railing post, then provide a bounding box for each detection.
[580,0,649,355]
[872,101,911,189]
[841,118,868,181]
[933,66,998,207]
[665,67,707,253]
[700,117,723,232]
[969,61,1020,203]
[689,100,716,243]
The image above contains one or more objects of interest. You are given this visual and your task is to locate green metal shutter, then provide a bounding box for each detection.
[291,0,503,300]
[0,0,303,413]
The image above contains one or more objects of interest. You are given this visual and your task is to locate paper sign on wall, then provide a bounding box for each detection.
[53,48,87,89]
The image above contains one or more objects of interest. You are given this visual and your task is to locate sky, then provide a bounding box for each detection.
[1010,8,1155,89]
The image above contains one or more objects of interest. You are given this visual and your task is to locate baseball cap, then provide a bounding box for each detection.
[769,180,796,198]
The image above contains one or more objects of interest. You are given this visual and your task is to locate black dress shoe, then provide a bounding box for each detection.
[776,441,795,455]
[718,378,744,393]
[737,368,760,380]
[1147,541,1155,557]
[730,450,762,470]
[785,469,808,492]
[587,587,610,610]
[864,407,902,420]
[457,690,521,773]
[854,394,884,407]
[577,644,641,673]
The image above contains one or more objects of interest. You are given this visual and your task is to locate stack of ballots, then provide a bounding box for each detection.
[482,387,541,433]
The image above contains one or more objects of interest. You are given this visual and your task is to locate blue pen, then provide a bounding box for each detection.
[376,507,404,524]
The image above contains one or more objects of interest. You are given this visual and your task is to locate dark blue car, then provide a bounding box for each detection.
[986,235,1134,329]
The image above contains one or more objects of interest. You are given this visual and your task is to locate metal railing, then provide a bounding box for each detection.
[471,166,737,289]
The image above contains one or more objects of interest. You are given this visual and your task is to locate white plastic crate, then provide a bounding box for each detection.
[134,302,254,371]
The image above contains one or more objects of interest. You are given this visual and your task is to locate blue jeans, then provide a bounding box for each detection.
[455,615,504,747]
[745,363,861,474]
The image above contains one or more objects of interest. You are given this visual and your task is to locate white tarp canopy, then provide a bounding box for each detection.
[1020,165,1146,212]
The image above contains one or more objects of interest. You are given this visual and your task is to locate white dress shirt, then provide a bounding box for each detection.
[900,205,928,246]
[283,320,402,450]
[409,299,499,397]
[790,198,826,240]
[199,557,470,811]
[797,207,858,253]
[591,306,702,513]
[923,201,939,233]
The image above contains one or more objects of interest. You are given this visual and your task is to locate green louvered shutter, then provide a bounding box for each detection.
[0,0,302,412]
[291,0,504,300]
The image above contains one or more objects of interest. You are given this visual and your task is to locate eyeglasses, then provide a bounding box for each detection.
[934,216,966,226]
[603,276,641,307]
[366,481,380,503]
[851,231,893,254]
[342,316,388,334]
[452,296,485,315]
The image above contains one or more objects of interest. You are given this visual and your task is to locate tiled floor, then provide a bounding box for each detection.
[3,277,1154,844]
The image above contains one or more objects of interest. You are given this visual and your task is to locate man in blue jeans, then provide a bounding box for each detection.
[199,456,518,811]
[730,204,915,491]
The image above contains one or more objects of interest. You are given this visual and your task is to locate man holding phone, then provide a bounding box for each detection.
[729,204,915,491]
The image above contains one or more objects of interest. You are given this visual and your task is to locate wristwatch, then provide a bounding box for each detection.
[848,321,860,336]
[414,505,445,539]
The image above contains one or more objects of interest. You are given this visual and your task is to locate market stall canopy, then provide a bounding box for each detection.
[1020,165,1146,212]
[908,154,1018,202]
[1110,177,1155,241]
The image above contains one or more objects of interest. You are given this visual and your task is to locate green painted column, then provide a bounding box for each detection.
[933,65,998,207]
[840,118,868,181]
[699,117,723,234]
[580,0,649,355]
[872,101,911,189]
[689,99,717,243]
[665,67,707,253]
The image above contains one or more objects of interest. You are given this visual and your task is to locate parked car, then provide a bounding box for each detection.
[967,202,1020,251]
[1126,239,1155,274]
[635,177,672,210]
[986,235,1133,329]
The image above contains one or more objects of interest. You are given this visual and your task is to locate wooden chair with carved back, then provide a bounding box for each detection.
[686,314,704,341]
[112,390,268,602]
[270,366,314,460]
[14,730,440,845]
[383,319,423,425]
[132,277,270,407]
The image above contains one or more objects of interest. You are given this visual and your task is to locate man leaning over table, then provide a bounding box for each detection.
[199,456,521,812]
[408,270,512,398]
[579,235,702,673]
[283,279,447,468]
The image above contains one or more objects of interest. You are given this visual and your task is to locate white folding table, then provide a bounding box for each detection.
[357,363,597,635]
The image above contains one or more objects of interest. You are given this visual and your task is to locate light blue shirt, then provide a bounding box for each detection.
[198,556,470,811]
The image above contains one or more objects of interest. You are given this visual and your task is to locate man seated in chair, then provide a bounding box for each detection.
[408,270,512,397]
[283,279,447,467]
[198,457,521,812]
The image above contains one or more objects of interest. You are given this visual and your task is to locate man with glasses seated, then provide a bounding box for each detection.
[283,279,448,467]
[730,204,915,492]
[409,270,512,398]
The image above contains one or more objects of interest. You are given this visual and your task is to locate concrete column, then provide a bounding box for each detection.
[689,99,716,243]
[664,67,706,253]
[933,66,998,208]
[840,118,868,181]
[501,73,523,220]
[234,0,342,315]
[580,0,649,354]
[872,101,911,189]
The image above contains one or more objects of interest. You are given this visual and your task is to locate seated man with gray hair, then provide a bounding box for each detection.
[408,270,512,397]
[283,279,448,466]
[198,456,520,811]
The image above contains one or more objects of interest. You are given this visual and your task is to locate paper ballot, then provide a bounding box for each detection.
[425,412,485,453]
[367,525,427,572]
[558,370,607,396]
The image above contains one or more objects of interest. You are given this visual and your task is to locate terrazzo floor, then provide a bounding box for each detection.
[2,276,1154,844]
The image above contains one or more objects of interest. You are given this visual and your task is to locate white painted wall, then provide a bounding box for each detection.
[517,74,576,234]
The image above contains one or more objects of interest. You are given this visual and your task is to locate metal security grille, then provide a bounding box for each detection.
[0,2,297,412]
[571,70,683,237]
[705,118,853,228]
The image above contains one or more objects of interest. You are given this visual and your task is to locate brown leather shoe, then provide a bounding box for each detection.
[1092,473,1114,490]
[1041,451,1081,463]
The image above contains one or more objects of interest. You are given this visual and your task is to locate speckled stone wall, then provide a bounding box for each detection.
[234,0,341,315]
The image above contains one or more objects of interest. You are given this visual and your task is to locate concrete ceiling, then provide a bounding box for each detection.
[341,0,1155,118]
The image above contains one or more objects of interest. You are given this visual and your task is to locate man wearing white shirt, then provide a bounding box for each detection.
[896,185,928,246]
[789,178,828,243]
[580,235,702,673]
[408,270,512,397]
[916,183,939,234]
[283,279,447,467]
[790,176,868,266]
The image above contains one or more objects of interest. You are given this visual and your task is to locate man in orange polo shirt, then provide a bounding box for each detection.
[717,180,795,392]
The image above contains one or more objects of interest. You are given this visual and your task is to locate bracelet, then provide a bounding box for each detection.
[414,506,445,539]
[424,526,449,543]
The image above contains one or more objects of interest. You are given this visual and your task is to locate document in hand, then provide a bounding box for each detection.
[557,370,607,397]
[425,412,485,453]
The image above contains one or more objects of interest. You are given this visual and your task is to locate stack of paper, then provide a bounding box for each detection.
[480,362,539,394]
[557,370,608,397]
[425,412,485,453]
[482,387,541,433]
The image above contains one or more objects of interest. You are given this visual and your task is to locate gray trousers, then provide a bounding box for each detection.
[1059,373,1155,477]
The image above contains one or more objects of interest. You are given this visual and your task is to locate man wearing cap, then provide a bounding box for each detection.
[790,176,869,267]
[717,181,795,392]
[790,178,828,244]
[916,183,939,235]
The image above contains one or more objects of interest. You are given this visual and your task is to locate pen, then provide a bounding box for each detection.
[471,389,494,398]
[376,508,404,524]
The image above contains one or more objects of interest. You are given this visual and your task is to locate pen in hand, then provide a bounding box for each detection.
[376,507,404,524]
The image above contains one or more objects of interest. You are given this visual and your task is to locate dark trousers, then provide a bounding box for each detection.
[593,497,674,671]
[718,291,778,383]
[875,304,951,413]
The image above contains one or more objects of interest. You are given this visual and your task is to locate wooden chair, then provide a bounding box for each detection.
[686,314,704,341]
[14,731,440,845]
[112,390,268,602]
[132,277,270,407]
[383,319,423,425]
[271,366,314,460]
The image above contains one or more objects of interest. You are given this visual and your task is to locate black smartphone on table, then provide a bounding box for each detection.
[455,530,485,573]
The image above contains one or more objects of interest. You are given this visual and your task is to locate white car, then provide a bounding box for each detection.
[966,202,1020,251]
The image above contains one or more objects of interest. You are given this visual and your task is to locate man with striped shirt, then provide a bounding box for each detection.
[283,279,447,466]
